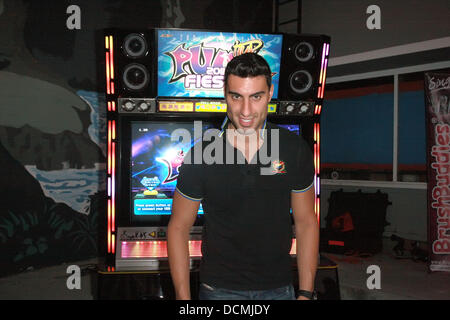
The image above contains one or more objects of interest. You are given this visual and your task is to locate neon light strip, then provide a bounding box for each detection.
[107,121,111,175]
[111,120,116,233]
[112,101,116,112]
[319,43,330,99]
[107,119,112,253]
[121,240,204,258]
[316,44,327,99]
[316,123,320,175]
[105,52,110,95]
[316,197,320,223]
[107,201,111,253]
[313,123,321,223]
[111,120,116,140]
[319,59,326,85]
[320,59,328,99]
[112,234,115,254]
[109,36,114,80]
[319,44,326,84]
[317,176,320,196]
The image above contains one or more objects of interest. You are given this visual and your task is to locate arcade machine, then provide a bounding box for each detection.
[98,28,338,299]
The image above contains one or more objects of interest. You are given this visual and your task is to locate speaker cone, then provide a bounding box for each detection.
[289,70,312,94]
[294,42,314,62]
[123,63,149,91]
[123,33,148,58]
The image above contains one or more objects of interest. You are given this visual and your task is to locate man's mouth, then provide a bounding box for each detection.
[239,117,254,127]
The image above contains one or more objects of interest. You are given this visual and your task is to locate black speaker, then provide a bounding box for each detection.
[110,30,157,98]
[279,34,330,103]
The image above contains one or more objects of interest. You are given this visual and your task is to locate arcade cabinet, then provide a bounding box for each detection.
[98,28,338,300]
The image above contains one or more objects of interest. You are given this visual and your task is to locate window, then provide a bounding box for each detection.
[398,72,426,182]
[321,76,395,181]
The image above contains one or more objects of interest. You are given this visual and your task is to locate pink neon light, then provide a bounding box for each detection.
[320,59,328,98]
[105,52,110,95]
[107,199,111,251]
[111,120,116,233]
[112,143,116,232]
[121,240,203,258]
[107,122,111,175]
[319,44,326,83]
[109,36,114,80]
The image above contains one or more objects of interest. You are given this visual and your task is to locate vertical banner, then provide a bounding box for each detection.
[424,72,450,272]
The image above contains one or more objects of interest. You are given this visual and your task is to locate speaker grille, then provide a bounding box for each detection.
[109,30,156,98]
[122,63,149,91]
[294,42,314,62]
[122,33,148,58]
[279,34,330,103]
[289,70,313,94]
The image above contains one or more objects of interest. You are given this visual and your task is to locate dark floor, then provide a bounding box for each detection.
[0,238,449,300]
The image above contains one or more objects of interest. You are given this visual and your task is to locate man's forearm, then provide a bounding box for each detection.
[167,224,192,300]
[296,219,319,292]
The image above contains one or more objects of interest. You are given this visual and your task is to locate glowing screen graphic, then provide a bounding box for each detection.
[131,121,216,216]
[157,29,283,98]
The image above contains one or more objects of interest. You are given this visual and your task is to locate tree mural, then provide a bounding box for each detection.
[0,0,272,276]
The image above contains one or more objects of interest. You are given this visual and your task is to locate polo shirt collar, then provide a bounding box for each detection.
[219,117,267,139]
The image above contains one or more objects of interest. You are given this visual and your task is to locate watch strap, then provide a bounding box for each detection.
[297,289,316,300]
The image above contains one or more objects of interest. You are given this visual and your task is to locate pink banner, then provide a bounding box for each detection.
[425,72,450,272]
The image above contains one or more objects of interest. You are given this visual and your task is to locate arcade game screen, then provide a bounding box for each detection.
[157,29,283,99]
[130,121,217,219]
[277,123,300,136]
[130,121,300,222]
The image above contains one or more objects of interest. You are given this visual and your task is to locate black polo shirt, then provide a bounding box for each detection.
[175,119,314,290]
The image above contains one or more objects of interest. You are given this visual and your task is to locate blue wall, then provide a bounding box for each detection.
[321,90,426,165]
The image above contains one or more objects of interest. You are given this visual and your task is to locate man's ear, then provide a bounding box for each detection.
[269,84,274,100]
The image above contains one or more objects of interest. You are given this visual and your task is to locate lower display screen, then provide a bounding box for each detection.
[131,120,217,218]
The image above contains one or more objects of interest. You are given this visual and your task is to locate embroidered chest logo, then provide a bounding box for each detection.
[272,160,287,174]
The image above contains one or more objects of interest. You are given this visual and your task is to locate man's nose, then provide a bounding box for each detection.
[240,98,251,116]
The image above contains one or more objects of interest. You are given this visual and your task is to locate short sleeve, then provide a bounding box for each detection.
[175,148,204,201]
[291,137,315,193]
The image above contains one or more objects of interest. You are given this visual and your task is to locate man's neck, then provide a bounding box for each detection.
[226,124,264,163]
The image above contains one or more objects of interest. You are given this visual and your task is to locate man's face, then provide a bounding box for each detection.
[225,74,274,134]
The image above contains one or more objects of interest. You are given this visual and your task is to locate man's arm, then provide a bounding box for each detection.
[167,190,200,300]
[291,186,319,300]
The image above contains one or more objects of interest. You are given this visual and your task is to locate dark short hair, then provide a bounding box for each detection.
[224,53,272,89]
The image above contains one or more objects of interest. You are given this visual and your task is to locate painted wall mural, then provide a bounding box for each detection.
[0,0,272,276]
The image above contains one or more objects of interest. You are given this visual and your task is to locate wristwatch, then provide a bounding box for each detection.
[297,289,317,300]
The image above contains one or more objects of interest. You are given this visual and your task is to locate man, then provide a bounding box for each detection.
[167,52,319,300]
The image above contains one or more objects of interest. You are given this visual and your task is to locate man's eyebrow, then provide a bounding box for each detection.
[226,90,265,96]
[250,91,265,96]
